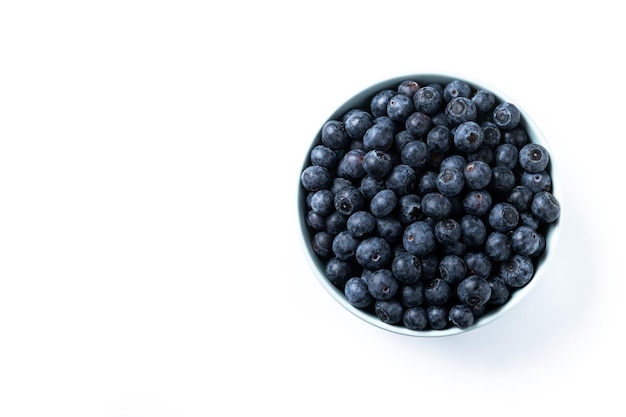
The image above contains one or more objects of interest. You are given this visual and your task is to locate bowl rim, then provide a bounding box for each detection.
[298,72,562,337]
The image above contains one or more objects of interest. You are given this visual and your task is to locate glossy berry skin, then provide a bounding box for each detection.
[400,283,424,307]
[398,80,421,98]
[459,215,487,247]
[362,150,393,179]
[443,79,472,101]
[334,186,366,216]
[464,251,492,278]
[337,149,366,180]
[391,251,422,284]
[507,186,534,212]
[436,167,465,197]
[312,231,334,258]
[484,231,512,262]
[321,120,350,150]
[489,202,520,233]
[434,218,462,244]
[487,276,510,306]
[403,221,436,256]
[531,191,560,223]
[493,102,521,130]
[463,160,492,190]
[500,254,534,287]
[438,255,467,285]
[403,307,428,330]
[421,192,453,220]
[360,175,386,199]
[393,130,415,154]
[413,85,443,115]
[510,225,543,256]
[426,125,453,153]
[463,189,493,216]
[370,189,398,218]
[387,94,414,122]
[367,269,399,300]
[405,112,433,138]
[376,216,403,244]
[445,97,477,126]
[440,154,467,171]
[344,277,372,308]
[355,236,392,270]
[309,189,335,216]
[521,171,552,194]
[457,276,492,307]
[449,304,475,329]
[370,89,396,118]
[401,140,430,169]
[424,278,452,306]
[472,90,496,113]
[363,122,395,151]
[386,164,416,196]
[310,144,338,169]
[375,299,404,324]
[454,121,484,153]
[301,165,332,192]
[332,230,360,261]
[427,305,449,330]
[519,143,550,173]
[347,211,376,238]
[343,109,374,140]
[325,257,354,287]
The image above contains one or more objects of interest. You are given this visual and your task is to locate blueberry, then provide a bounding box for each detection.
[301,165,332,192]
[427,305,449,330]
[459,214,487,247]
[385,164,416,196]
[453,121,484,153]
[398,80,421,98]
[438,254,467,285]
[462,189,493,216]
[443,79,472,101]
[488,202,519,233]
[472,89,497,114]
[370,89,396,118]
[334,186,366,216]
[309,189,335,216]
[520,171,552,194]
[520,211,540,230]
[391,251,422,284]
[321,120,350,150]
[490,166,516,195]
[337,149,367,180]
[481,121,502,147]
[507,185,534,212]
[510,225,543,256]
[325,257,354,287]
[306,210,326,231]
[421,192,453,220]
[457,276,492,307]
[331,177,354,194]
[503,128,529,149]
[531,191,560,223]
[403,307,428,330]
[344,277,373,308]
[445,97,477,126]
[332,230,360,261]
[387,94,414,122]
[413,85,443,115]
[436,167,465,197]
[467,145,495,165]
[519,143,550,173]
[362,149,393,179]
[449,304,475,329]
[403,220,436,256]
[464,251,492,278]
[441,240,467,257]
[396,194,423,224]
[342,109,374,140]
[424,278,451,306]
[393,130,416,154]
[493,102,521,130]
[360,175,386,199]
[368,269,399,300]
[363,122,395,151]
[487,276,510,306]
[374,299,404,324]
[500,254,534,287]
[355,236,392,270]
[401,139,430,169]
[418,170,439,194]
[325,211,349,235]
[463,160,492,190]
[434,218,462,244]
[426,125,453,153]
[370,189,398,218]
[347,211,377,238]
[400,282,425,307]
[431,112,449,127]
[405,112,433,138]
[421,253,439,280]
[375,216,404,244]
[312,231,334,258]
[484,231,512,262]
[310,144,339,169]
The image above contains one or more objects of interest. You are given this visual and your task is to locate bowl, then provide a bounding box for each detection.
[298,73,561,337]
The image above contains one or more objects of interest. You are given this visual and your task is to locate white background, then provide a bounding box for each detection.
[0,1,623,416]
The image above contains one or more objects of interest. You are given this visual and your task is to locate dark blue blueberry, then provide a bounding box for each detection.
[363,122,395,151]
[387,94,414,122]
[520,211,540,229]
[453,121,484,153]
[421,192,453,220]
[342,109,374,140]
[519,143,550,173]
[507,186,533,212]
[367,269,399,300]
[360,175,386,199]
[396,194,423,224]
[431,112,449,127]
[393,130,415,154]
[490,166,516,195]
[391,251,422,284]
[427,305,449,330]
[325,257,354,287]
[503,128,529,149]
[309,189,335,216]
[459,214,487,247]
[484,231,512,262]
[347,211,376,238]
[301,165,332,192]
[531,191,560,223]
[413,85,443,115]
[403,307,428,330]
[385,164,416,196]
[472,89,496,114]
[438,254,467,285]
[439,154,467,171]
[463,160,492,190]
[500,254,534,287]
[487,276,510,306]
[306,210,326,231]
[310,144,338,169]
[355,236,392,270]
[510,225,543,256]
[375,299,404,324]
[424,278,451,306]
[321,119,350,150]
[312,231,334,258]
[331,177,354,194]
[449,304,475,329]
[405,112,433,138]
[334,185,366,216]
[494,143,519,169]
[488,202,519,233]
[421,253,439,280]
[344,277,373,308]
[362,149,393,179]
[481,121,502,147]
[443,79,472,101]
[398,80,421,98]
[434,218,462,244]
[426,125,453,153]
[337,149,367,180]
[403,220,436,256]
[360,268,374,286]
[331,230,360,261]
[493,102,521,130]
[467,145,495,165]
[418,170,439,194]
[457,276,492,307]
[520,171,552,194]
[401,139,430,169]
[445,97,477,126]
[464,251,492,278]
[370,89,396,118]
[373,115,397,131]
[376,215,404,244]
[436,167,465,197]
[462,189,493,216]
[441,240,467,257]
[325,211,348,235]
[370,189,398,218]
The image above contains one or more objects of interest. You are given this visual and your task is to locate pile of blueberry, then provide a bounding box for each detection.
[300,77,560,331]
